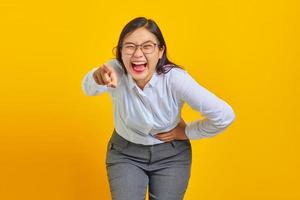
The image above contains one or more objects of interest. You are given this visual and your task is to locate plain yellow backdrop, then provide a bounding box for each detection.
[1,0,299,199]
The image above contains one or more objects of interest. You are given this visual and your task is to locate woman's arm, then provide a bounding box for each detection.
[171,69,236,140]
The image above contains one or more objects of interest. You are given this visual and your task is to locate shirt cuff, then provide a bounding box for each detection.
[83,68,109,96]
[185,120,223,140]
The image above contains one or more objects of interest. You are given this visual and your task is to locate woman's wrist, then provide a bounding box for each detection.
[174,123,188,140]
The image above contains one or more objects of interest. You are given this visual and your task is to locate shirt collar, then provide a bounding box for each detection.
[127,71,159,89]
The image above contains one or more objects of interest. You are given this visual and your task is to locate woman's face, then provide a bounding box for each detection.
[121,27,164,88]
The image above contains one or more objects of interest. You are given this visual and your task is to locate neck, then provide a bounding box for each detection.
[136,75,152,90]
[136,80,147,90]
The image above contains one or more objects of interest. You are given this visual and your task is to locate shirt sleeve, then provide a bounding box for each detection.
[171,68,236,140]
[81,58,124,96]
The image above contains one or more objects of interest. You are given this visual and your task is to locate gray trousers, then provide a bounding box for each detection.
[105,129,192,200]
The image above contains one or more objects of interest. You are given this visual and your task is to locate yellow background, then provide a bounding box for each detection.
[1,0,299,199]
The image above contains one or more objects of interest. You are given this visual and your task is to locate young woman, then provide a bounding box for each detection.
[82,17,235,200]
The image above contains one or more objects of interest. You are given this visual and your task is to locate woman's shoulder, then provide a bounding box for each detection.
[166,66,188,83]
[169,66,187,74]
[164,65,201,94]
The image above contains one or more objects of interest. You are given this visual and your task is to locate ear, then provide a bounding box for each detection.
[158,46,165,59]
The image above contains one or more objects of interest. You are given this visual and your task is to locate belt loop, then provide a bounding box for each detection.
[171,141,176,148]
[109,143,113,150]
[124,139,129,148]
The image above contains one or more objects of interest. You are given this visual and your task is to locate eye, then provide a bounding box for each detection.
[142,44,154,49]
[124,44,135,49]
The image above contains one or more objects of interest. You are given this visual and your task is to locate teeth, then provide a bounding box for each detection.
[132,62,147,65]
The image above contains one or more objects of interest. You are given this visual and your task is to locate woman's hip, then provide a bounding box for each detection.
[105,129,192,170]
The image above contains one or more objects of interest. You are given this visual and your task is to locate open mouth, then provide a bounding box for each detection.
[131,61,147,73]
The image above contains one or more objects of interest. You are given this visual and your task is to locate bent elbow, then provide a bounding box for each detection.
[215,104,236,129]
[226,108,236,127]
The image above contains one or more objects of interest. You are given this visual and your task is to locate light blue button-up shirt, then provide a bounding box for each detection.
[82,59,235,145]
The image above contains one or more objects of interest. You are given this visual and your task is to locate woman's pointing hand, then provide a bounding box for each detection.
[93,64,117,88]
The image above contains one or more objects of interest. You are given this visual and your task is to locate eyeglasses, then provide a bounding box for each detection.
[121,41,158,55]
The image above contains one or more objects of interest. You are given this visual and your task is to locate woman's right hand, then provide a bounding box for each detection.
[154,118,188,142]
[92,64,118,88]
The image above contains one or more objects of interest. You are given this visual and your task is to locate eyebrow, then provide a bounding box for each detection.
[123,40,155,45]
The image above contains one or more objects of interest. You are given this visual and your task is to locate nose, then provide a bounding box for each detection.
[132,46,144,57]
